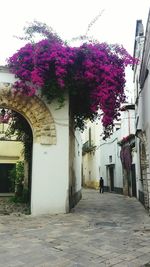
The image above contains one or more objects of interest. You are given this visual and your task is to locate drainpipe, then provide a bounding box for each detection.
[127,110,130,135]
[127,109,131,197]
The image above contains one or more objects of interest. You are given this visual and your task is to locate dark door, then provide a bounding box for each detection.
[109,166,114,191]
[0,163,15,193]
[131,164,137,197]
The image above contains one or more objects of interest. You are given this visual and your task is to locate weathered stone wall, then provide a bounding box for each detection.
[0,83,56,145]
[139,137,150,210]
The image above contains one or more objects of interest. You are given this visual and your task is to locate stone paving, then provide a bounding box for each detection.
[0,189,150,267]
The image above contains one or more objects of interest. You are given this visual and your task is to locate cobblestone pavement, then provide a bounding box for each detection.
[0,189,150,267]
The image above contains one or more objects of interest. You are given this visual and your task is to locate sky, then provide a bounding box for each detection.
[0,0,150,99]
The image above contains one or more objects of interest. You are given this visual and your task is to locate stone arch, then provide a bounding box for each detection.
[0,83,56,145]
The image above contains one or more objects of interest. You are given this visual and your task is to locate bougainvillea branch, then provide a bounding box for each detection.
[7,21,137,137]
[85,9,105,36]
[118,134,135,146]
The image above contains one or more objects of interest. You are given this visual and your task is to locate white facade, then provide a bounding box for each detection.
[0,141,23,164]
[82,119,103,188]
[120,108,135,140]
[99,129,123,193]
[82,115,124,193]
[31,100,70,215]
[0,66,82,215]
[118,105,137,197]
[82,103,137,196]
[133,14,150,211]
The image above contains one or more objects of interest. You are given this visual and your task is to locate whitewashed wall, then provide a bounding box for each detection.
[0,68,82,215]
[99,129,123,190]
[120,109,135,140]
[82,116,123,191]
[31,99,69,215]
[133,17,150,206]
[0,141,23,163]
[82,119,102,188]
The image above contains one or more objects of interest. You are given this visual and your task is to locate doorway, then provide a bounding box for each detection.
[0,163,15,193]
[0,86,59,215]
[0,108,33,207]
[109,165,114,192]
[131,164,137,197]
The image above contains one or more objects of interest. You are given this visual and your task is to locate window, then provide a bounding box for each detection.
[109,155,112,163]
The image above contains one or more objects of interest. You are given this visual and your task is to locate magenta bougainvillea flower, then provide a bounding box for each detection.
[0,109,12,123]
[7,21,137,136]
[119,134,135,170]
[118,134,135,146]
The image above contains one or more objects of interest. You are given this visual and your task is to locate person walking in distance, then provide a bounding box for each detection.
[99,177,104,193]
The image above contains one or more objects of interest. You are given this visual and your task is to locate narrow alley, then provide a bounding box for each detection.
[0,189,150,267]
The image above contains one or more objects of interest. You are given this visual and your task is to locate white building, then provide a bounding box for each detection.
[118,104,137,197]
[82,114,123,193]
[133,12,150,212]
[99,125,123,194]
[82,118,103,189]
[82,101,137,196]
[0,66,82,215]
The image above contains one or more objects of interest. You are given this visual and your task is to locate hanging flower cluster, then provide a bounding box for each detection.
[7,21,137,136]
[0,109,11,124]
[119,134,135,170]
[118,134,135,146]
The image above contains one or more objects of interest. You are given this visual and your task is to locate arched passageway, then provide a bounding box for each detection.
[0,84,56,145]
[0,83,59,215]
[0,109,33,211]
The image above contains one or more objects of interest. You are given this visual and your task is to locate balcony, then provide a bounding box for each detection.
[82,140,96,155]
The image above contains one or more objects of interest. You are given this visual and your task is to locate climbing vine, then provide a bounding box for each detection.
[7,21,137,137]
[120,145,132,171]
[6,111,33,161]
